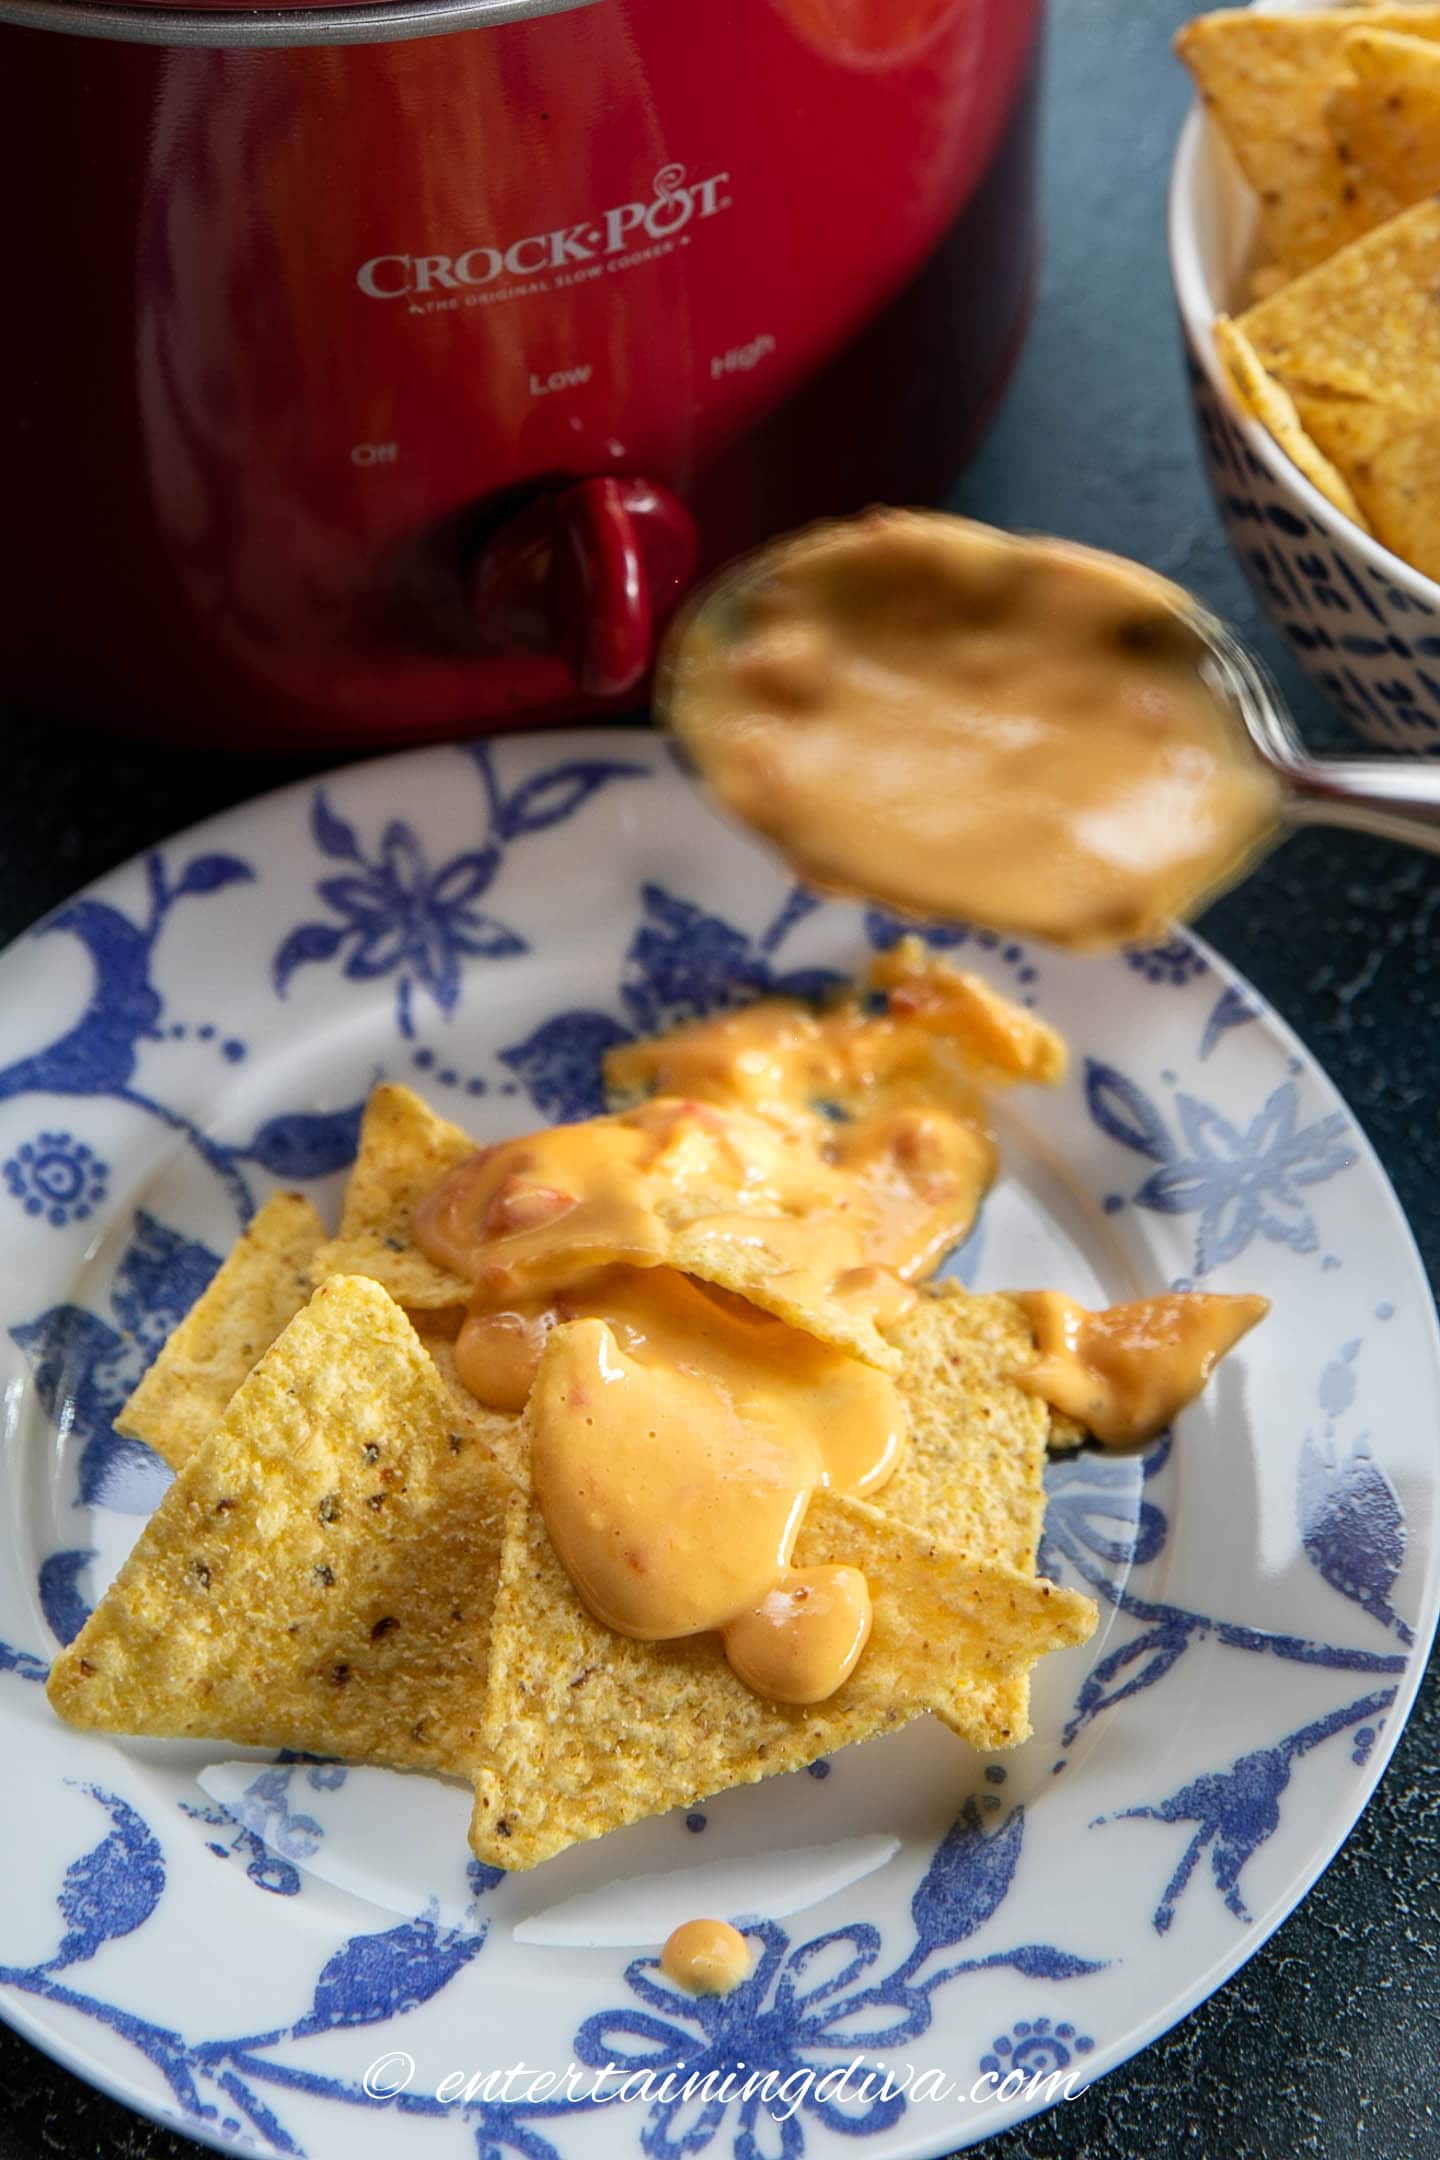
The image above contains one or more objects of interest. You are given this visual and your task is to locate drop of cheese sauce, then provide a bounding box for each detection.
[1011,1289,1271,1449]
[453,1308,551,1415]
[660,1918,752,1996]
[723,1566,873,1703]
[662,510,1281,951]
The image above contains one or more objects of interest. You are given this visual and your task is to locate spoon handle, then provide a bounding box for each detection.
[1189,609,1440,857]
[1283,757,1440,854]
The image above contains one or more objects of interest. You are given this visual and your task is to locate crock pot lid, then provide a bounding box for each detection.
[0,0,595,46]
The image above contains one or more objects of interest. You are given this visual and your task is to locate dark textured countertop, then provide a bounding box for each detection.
[2,1,1437,2156]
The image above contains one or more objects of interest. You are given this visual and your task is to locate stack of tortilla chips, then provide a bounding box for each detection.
[1178,6,1440,578]
[48,1083,1096,1871]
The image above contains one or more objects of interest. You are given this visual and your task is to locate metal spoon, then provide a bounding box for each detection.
[1193,608,1440,858]
[661,510,1440,945]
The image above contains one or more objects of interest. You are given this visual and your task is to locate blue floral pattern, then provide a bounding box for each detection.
[1042,1436,1403,1776]
[1298,1341,1413,1647]
[1084,1061,1356,1275]
[275,796,523,1039]
[1038,1336,1413,1930]
[276,749,644,1040]
[0,843,363,1222]
[3,1131,109,1227]
[182,1761,349,1899]
[1199,982,1259,1061]
[977,2017,1094,2081]
[37,1551,96,1647]
[1124,939,1208,988]
[0,1784,1099,2158]
[1097,1688,1394,1935]
[0,1784,492,2152]
[500,884,844,1123]
[12,1209,219,1514]
[572,1803,1099,2160]
[0,850,268,1219]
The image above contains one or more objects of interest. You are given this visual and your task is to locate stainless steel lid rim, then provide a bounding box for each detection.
[0,0,593,45]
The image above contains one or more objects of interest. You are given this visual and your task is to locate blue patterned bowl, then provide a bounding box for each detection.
[1169,98,1440,751]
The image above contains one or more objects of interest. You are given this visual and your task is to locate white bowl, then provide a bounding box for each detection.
[1168,84,1440,749]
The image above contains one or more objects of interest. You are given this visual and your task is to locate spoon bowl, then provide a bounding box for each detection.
[659,511,1286,949]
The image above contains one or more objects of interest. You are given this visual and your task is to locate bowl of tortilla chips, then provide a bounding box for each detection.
[1170,0,1440,751]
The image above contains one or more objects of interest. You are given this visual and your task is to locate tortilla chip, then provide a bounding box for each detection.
[878,1287,1051,1571]
[1175,7,1440,275]
[609,952,1065,1103]
[49,1276,516,1778]
[471,1482,1095,1869]
[1214,315,1372,529]
[114,1192,326,1472]
[1327,29,1440,236]
[1247,262,1292,304]
[431,1283,1051,1559]
[1237,197,1440,401]
[330,1080,902,1365]
[312,1084,478,1310]
[320,1083,900,1371]
[1235,199,1440,577]
[1047,1410,1090,1453]
[666,1222,900,1372]
[118,1220,519,1495]
[876,1286,1055,1748]
[1291,385,1440,581]
[422,1334,529,1485]
[449,1285,1056,1747]
[868,942,1068,1089]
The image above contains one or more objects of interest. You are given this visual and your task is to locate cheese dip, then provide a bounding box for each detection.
[663,511,1280,949]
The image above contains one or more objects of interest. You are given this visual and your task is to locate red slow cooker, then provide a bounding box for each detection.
[0,0,1042,748]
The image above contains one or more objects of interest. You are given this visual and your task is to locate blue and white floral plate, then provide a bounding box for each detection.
[1,730,1436,2159]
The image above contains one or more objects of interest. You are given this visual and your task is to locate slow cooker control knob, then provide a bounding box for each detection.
[470,476,699,699]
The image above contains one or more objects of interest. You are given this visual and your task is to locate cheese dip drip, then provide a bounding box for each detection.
[663,511,1280,950]
[1012,1290,1270,1449]
[528,1277,890,1702]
